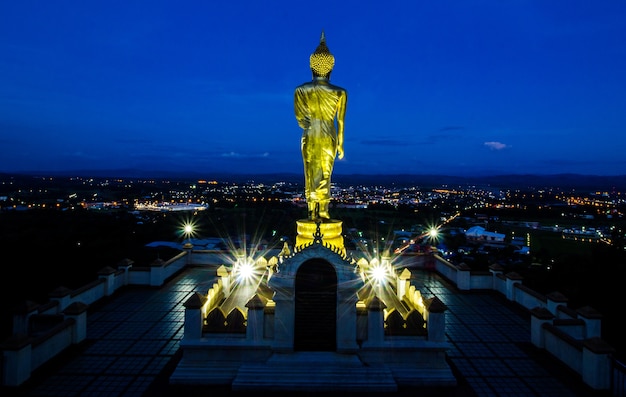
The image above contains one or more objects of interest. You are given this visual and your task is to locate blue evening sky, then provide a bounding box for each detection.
[1,1,626,177]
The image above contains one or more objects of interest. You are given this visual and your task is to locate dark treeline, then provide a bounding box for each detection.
[3,171,626,191]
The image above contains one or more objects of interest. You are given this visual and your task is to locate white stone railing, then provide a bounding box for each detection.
[427,254,615,392]
[1,250,189,387]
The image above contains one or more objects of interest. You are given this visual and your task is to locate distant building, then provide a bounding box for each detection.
[465,226,505,243]
[134,203,209,212]
[562,228,602,242]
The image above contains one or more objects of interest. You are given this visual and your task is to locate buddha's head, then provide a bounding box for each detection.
[310,31,334,79]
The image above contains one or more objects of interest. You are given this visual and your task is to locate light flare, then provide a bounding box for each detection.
[235,261,256,283]
[369,264,389,285]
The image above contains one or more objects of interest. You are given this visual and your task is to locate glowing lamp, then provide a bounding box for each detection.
[369,264,388,285]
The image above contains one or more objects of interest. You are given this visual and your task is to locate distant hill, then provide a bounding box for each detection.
[2,169,625,190]
[331,173,626,191]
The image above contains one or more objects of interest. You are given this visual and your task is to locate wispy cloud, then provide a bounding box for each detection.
[360,139,406,146]
[221,152,270,158]
[484,141,509,150]
[438,126,464,132]
[415,126,465,145]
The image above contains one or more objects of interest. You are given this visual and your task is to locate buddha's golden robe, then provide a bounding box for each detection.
[294,76,347,220]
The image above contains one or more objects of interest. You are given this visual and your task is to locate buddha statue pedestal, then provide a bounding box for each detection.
[295,218,345,255]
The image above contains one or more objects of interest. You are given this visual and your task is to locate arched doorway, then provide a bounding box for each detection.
[294,259,337,351]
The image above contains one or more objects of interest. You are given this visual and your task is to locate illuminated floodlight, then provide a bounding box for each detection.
[232,252,257,284]
[235,261,255,283]
[369,264,390,285]
[181,222,195,248]
[181,219,197,239]
[422,223,442,245]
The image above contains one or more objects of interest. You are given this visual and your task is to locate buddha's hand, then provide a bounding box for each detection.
[337,146,344,159]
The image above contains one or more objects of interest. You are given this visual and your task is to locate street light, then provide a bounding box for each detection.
[183,223,194,249]
[429,228,438,239]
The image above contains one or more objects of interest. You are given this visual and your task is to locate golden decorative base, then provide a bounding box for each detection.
[295,219,344,254]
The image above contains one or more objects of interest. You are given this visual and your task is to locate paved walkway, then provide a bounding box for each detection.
[3,266,606,396]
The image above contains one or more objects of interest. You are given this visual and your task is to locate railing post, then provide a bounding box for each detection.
[577,306,602,338]
[149,258,165,287]
[397,268,411,299]
[546,291,568,316]
[12,301,39,335]
[456,263,471,290]
[505,272,523,302]
[1,335,32,387]
[97,266,116,297]
[364,296,386,347]
[63,302,89,344]
[425,296,447,342]
[530,307,554,348]
[582,337,615,390]
[217,265,231,295]
[117,258,134,286]
[183,292,207,341]
[49,286,72,313]
[246,295,265,342]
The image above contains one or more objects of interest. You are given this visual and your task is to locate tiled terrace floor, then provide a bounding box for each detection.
[2,266,607,397]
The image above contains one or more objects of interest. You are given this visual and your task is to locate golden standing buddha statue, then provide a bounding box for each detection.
[294,31,348,221]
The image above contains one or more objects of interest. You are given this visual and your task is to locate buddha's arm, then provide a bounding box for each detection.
[336,91,347,159]
[294,89,310,130]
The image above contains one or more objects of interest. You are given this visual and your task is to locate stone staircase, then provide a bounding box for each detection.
[231,352,398,392]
